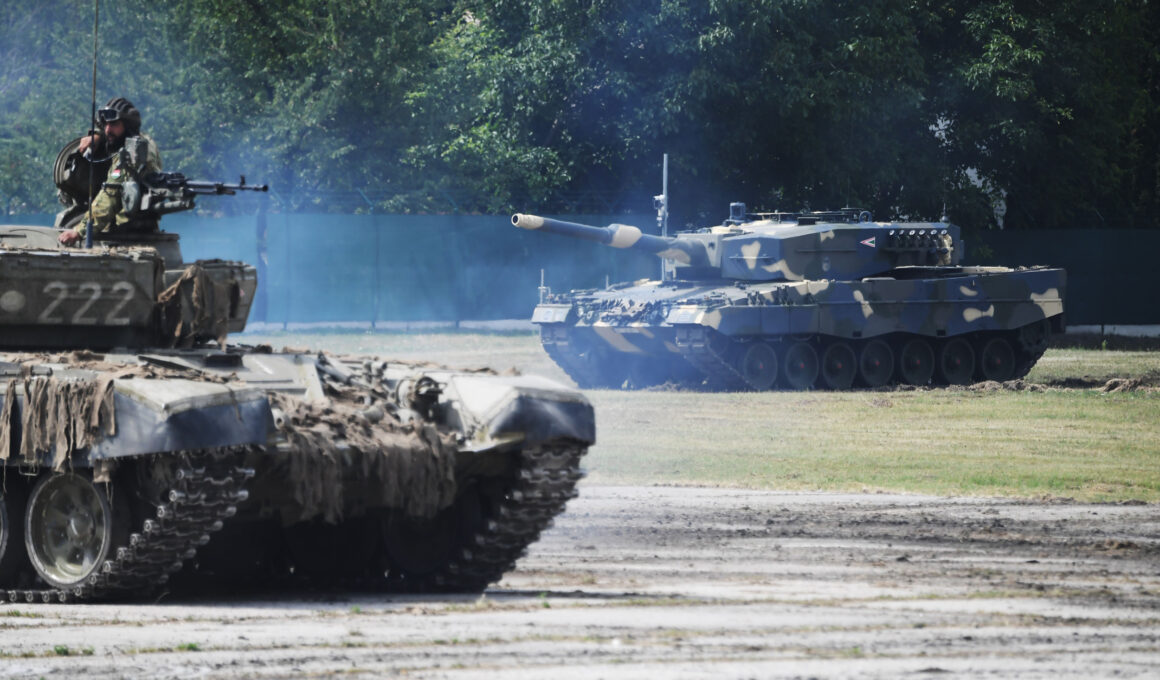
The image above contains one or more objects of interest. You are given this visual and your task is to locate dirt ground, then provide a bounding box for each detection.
[2,485,1158,679]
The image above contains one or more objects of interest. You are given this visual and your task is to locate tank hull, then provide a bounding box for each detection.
[534,266,1065,390]
[0,347,593,602]
[0,222,594,602]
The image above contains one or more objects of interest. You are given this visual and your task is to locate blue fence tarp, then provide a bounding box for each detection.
[7,213,1156,325]
[166,213,658,324]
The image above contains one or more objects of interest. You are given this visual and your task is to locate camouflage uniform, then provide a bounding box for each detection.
[76,133,163,239]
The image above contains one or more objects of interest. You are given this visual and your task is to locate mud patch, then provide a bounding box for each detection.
[964,379,1049,392]
[1037,374,1160,391]
[1100,377,1150,392]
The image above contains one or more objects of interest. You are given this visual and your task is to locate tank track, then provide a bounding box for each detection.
[1012,345,1047,380]
[540,335,614,389]
[403,442,586,592]
[0,448,253,604]
[673,333,751,390]
[1012,324,1051,380]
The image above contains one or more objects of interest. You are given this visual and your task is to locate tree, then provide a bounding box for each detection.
[1,1,1157,229]
[0,0,446,215]
[926,0,1156,228]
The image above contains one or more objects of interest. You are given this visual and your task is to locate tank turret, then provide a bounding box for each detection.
[516,203,1064,392]
[0,139,268,351]
[514,207,960,282]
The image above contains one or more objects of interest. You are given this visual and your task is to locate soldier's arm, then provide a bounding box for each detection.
[76,132,102,155]
[70,166,122,240]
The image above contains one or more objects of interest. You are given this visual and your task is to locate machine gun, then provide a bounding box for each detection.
[54,136,269,230]
[127,171,269,217]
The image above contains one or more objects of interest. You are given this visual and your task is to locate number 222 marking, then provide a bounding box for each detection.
[38,281,135,325]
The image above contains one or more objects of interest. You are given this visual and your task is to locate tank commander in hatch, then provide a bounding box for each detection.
[58,96,163,246]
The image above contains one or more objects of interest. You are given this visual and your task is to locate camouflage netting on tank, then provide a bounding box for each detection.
[0,374,117,470]
[0,354,231,473]
[266,391,458,524]
[158,262,232,348]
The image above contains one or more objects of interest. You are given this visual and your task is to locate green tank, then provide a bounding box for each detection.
[0,145,593,603]
[514,206,1065,390]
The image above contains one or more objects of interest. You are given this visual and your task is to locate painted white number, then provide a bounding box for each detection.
[72,282,101,324]
[38,281,68,323]
[36,280,137,325]
[105,281,135,326]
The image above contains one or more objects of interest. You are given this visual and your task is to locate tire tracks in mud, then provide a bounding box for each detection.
[1,486,1157,679]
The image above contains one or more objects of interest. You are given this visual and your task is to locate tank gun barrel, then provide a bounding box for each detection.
[512,213,709,266]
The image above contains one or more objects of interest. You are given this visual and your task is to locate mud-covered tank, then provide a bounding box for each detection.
[513,206,1065,390]
[0,148,593,603]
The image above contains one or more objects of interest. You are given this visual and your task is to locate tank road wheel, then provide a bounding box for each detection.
[24,473,128,589]
[740,342,779,390]
[898,338,935,386]
[938,338,976,385]
[782,341,819,390]
[979,337,1016,382]
[0,482,28,584]
[858,339,894,388]
[820,342,857,390]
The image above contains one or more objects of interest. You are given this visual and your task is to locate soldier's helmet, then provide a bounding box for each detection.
[97,97,142,136]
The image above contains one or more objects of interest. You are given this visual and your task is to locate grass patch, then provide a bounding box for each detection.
[1028,349,1160,385]
[584,387,1160,502]
[51,645,93,656]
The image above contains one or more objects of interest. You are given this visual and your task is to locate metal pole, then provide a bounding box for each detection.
[358,188,379,329]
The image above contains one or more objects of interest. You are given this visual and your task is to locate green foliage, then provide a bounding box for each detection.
[0,0,1157,228]
[932,0,1155,228]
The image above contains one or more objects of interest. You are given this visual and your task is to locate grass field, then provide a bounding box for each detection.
[583,388,1160,501]
[238,329,1160,502]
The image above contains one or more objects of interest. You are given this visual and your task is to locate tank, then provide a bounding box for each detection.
[513,206,1065,390]
[0,147,593,603]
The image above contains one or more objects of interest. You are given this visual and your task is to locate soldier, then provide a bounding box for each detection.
[58,97,163,246]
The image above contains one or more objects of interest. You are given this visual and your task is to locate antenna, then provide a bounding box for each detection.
[538,268,550,304]
[84,0,101,249]
[653,153,669,281]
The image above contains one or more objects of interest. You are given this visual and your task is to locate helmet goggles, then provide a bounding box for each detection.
[97,107,124,124]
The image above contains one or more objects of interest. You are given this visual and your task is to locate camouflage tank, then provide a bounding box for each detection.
[513,205,1065,390]
[0,145,592,603]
